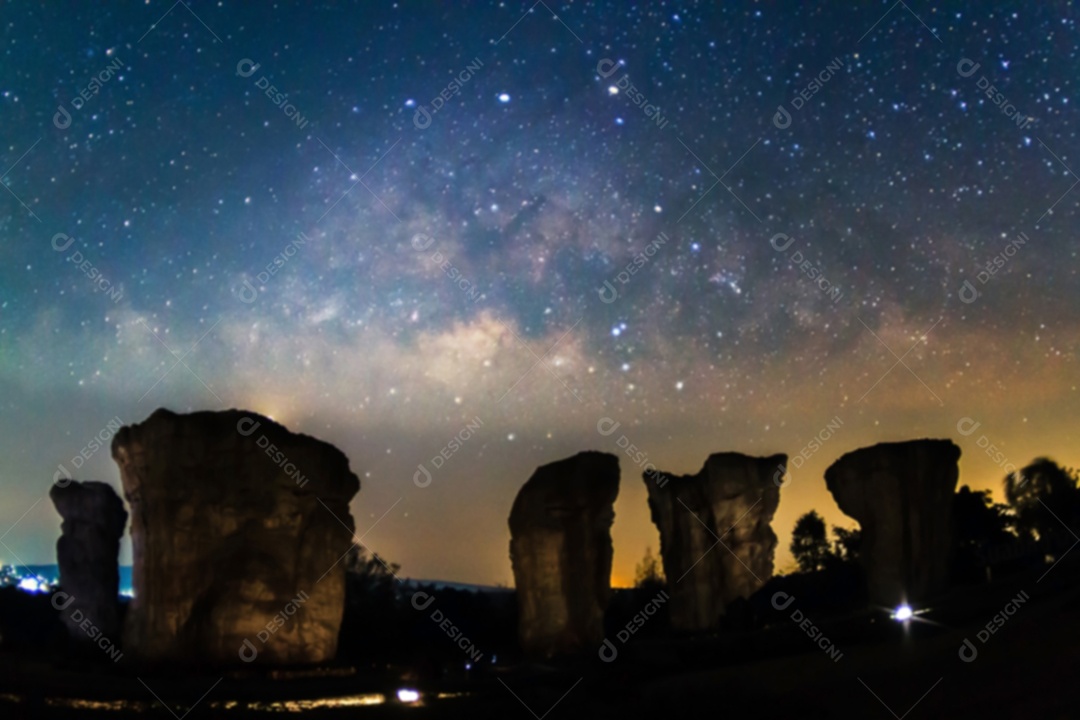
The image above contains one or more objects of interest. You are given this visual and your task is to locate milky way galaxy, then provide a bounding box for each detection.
[1,1,1077,586]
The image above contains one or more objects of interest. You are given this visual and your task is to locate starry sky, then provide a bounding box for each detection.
[1,1,1077,587]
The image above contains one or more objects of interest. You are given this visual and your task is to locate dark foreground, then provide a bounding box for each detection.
[2,562,1077,719]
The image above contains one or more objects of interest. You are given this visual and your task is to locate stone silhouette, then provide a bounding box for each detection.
[825,439,961,607]
[646,453,785,632]
[509,451,619,659]
[111,408,360,665]
[49,480,128,644]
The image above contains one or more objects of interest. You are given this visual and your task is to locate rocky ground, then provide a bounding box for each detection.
[1,559,1076,718]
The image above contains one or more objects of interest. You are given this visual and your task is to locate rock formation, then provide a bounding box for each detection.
[49,480,128,644]
[825,439,960,607]
[509,451,619,659]
[646,453,785,632]
[110,408,360,665]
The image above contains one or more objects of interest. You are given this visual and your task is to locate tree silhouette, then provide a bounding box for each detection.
[830,526,861,564]
[338,545,402,661]
[952,485,1014,582]
[791,511,831,573]
[634,546,666,592]
[1004,458,1080,556]
[953,486,1011,549]
[344,544,401,590]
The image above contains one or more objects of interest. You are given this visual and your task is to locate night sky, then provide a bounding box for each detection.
[1,1,1077,587]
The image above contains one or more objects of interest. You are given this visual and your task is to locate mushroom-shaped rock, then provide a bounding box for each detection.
[509,451,619,659]
[110,408,360,665]
[646,453,785,632]
[825,439,961,607]
[49,480,128,645]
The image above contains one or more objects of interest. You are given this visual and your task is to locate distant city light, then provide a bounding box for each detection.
[17,577,47,593]
[396,689,420,703]
[2,565,135,596]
